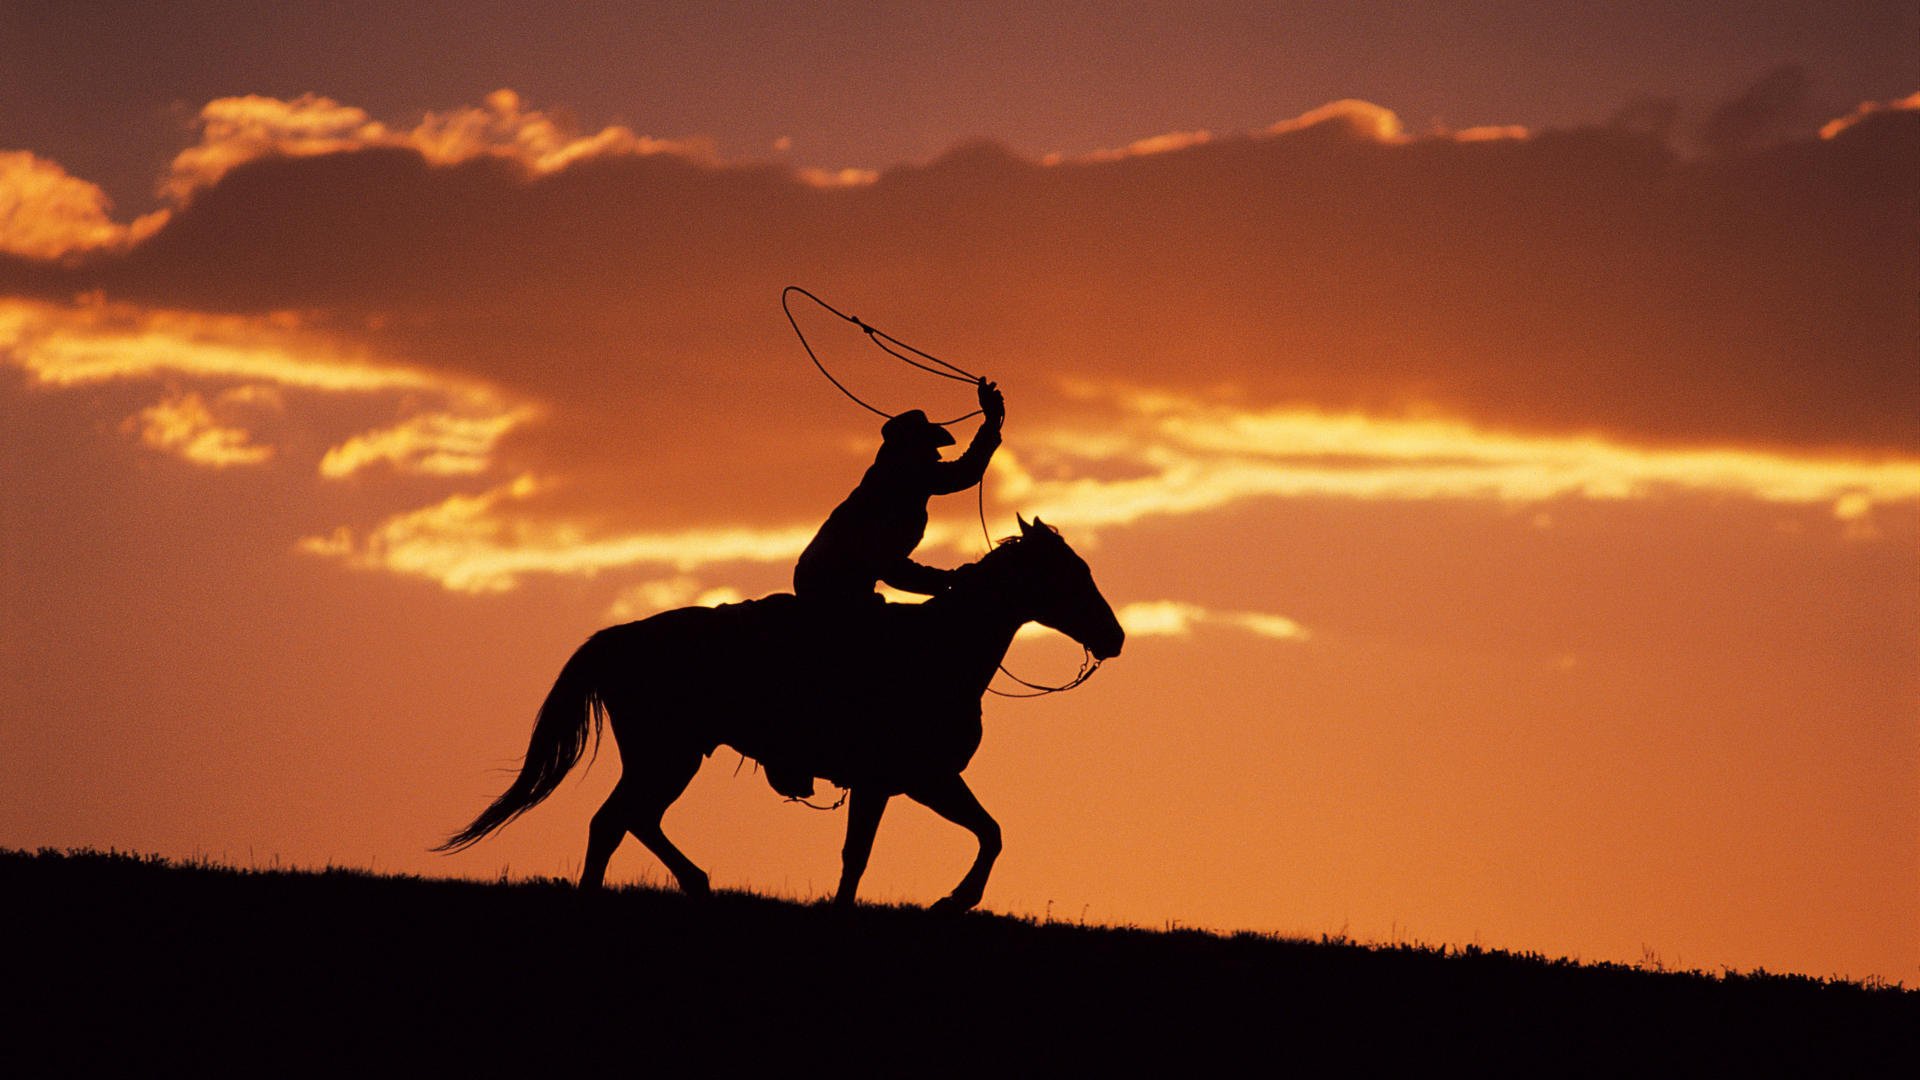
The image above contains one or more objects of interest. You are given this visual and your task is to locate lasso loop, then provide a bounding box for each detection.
[782,286,982,425]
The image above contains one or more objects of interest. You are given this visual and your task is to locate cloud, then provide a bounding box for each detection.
[1,295,435,393]
[163,89,711,205]
[1606,97,1681,141]
[1698,65,1811,154]
[796,166,881,188]
[1049,129,1215,165]
[298,474,822,594]
[318,408,539,479]
[1044,100,1525,167]
[4,90,1916,600]
[0,152,167,260]
[1004,387,1920,533]
[163,94,393,204]
[0,90,715,263]
[1821,90,1920,140]
[120,390,274,467]
[1264,98,1406,142]
[1115,600,1310,642]
[1450,125,1530,143]
[10,87,1894,458]
[606,577,747,621]
[297,367,1920,598]
[0,295,532,480]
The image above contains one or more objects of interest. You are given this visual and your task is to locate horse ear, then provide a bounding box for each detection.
[1017,514,1032,534]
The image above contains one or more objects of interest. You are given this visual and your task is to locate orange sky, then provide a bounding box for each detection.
[2,6,1916,983]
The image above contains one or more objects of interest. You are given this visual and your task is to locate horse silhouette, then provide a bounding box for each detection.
[438,516,1124,911]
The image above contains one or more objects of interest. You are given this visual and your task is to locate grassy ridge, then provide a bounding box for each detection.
[3,848,1911,1073]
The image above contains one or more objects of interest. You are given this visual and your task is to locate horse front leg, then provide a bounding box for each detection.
[834,787,889,907]
[906,773,1001,913]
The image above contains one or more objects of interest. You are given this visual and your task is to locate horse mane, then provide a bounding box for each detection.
[939,524,1059,598]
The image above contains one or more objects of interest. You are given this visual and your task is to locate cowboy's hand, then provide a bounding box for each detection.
[978,378,1005,424]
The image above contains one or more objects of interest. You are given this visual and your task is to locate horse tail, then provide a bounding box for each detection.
[434,631,614,853]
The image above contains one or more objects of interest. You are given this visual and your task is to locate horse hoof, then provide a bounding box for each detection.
[929,894,977,915]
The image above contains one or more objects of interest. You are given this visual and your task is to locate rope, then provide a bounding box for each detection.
[988,646,1102,698]
[782,286,982,425]
[782,284,1099,700]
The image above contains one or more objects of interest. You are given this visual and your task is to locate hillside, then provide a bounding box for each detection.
[3,848,1910,1073]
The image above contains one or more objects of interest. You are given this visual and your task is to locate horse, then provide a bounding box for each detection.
[437,516,1125,912]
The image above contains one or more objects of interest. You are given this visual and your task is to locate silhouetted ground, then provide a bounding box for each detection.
[2,848,1911,1074]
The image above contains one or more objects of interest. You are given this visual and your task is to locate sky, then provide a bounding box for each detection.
[2,2,1916,983]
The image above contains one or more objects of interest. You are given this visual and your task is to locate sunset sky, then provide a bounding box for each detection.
[2,2,1915,984]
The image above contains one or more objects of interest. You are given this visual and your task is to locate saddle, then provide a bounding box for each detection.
[708,592,907,799]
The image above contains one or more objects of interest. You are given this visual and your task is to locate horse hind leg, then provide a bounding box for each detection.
[578,746,709,895]
[580,782,630,890]
[624,745,710,897]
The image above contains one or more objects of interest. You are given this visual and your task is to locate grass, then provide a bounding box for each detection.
[2,847,1912,1073]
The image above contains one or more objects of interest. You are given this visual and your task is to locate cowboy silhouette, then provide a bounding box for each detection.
[768,378,1005,798]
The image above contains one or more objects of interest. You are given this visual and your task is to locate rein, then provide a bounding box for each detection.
[987,647,1102,698]
[782,285,1103,700]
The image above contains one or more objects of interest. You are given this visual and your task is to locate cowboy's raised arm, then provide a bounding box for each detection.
[928,379,1004,495]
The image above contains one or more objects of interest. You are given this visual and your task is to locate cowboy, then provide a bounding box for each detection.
[768,377,1005,798]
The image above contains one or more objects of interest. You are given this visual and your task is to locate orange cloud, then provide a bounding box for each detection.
[0,295,532,480]
[0,296,435,393]
[1450,125,1530,143]
[1264,99,1406,142]
[1051,129,1216,165]
[1820,90,1920,140]
[605,577,748,621]
[318,408,539,479]
[0,90,720,262]
[119,390,273,467]
[1045,101,1522,167]
[0,152,167,260]
[163,94,391,203]
[298,474,825,594]
[297,469,986,594]
[164,89,712,205]
[1002,386,1920,533]
[286,375,1920,599]
[1114,600,1310,642]
[796,166,881,188]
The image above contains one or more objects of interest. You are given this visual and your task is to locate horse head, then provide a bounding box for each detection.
[999,516,1125,660]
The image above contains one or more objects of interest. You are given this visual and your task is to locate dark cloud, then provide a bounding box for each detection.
[1698,64,1813,154]
[6,101,1916,490]
[1606,96,1680,142]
